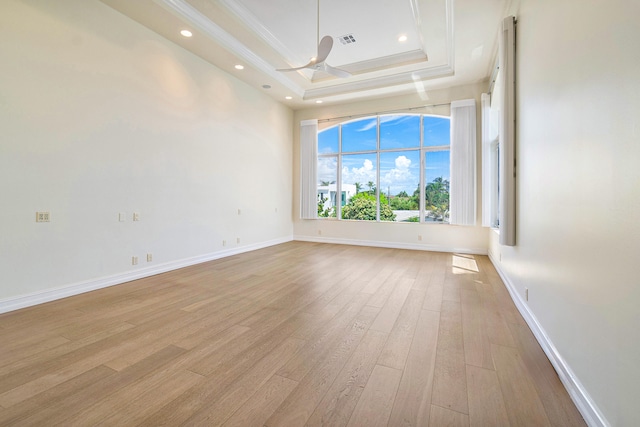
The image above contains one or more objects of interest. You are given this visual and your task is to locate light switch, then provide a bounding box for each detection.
[36,212,50,222]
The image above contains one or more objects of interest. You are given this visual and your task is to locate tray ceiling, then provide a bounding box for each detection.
[100,0,515,108]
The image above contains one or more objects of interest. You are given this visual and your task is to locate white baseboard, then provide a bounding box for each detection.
[487,253,608,427]
[294,235,488,255]
[0,236,293,315]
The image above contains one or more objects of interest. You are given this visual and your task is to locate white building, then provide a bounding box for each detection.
[317,183,357,212]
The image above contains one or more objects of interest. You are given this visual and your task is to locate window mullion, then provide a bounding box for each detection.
[378,147,419,154]
[420,114,425,223]
[337,125,342,220]
[376,116,380,222]
[422,145,450,152]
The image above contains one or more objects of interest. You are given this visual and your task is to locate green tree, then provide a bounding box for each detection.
[350,191,390,205]
[317,195,333,217]
[366,181,375,194]
[390,189,419,210]
[389,196,418,210]
[354,182,362,194]
[341,192,395,221]
[424,177,450,221]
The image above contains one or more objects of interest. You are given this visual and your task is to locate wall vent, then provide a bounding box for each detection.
[338,34,356,45]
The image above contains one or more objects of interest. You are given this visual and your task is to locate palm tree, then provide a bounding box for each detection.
[425,177,450,221]
[354,182,362,194]
[367,181,375,194]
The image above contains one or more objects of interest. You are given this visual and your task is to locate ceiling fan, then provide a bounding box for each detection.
[276,0,351,79]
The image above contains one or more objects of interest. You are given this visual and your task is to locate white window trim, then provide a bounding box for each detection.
[482,92,500,228]
[316,113,452,224]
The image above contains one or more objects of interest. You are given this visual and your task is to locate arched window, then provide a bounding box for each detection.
[317,114,451,223]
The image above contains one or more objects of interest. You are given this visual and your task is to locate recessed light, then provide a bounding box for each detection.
[315,100,323,104]
[180,30,193,38]
[398,35,408,42]
[285,96,293,100]
[234,64,244,70]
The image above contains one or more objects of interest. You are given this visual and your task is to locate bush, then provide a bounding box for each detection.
[389,196,418,210]
[342,194,396,221]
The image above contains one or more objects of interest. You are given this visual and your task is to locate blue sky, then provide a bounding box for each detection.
[318,115,450,195]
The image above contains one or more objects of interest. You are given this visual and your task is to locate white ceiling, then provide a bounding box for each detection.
[100,0,515,109]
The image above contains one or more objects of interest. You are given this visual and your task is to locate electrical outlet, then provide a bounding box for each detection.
[146,253,152,262]
[318,229,322,235]
[418,235,422,241]
[236,237,240,244]
[119,212,126,222]
[222,240,226,246]
[132,256,138,265]
[35,212,50,222]
[133,212,140,221]
[525,288,529,301]
[237,208,241,215]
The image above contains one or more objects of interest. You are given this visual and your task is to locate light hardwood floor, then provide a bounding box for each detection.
[0,242,586,426]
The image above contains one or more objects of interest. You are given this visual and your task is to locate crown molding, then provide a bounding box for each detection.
[409,0,427,54]
[217,0,307,67]
[444,0,455,70]
[156,0,455,102]
[154,0,305,97]
[303,64,454,100]
[311,49,428,82]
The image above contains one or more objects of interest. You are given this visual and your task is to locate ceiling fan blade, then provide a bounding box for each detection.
[322,63,352,78]
[276,58,318,71]
[316,35,334,64]
[277,36,332,72]
[276,1,339,75]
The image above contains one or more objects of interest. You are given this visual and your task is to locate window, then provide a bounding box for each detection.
[481,23,515,239]
[317,114,451,223]
[482,90,500,229]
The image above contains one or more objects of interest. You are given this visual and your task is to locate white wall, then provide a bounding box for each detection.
[0,0,293,307]
[293,83,489,254]
[489,1,640,425]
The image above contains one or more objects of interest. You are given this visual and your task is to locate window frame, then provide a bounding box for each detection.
[317,113,451,224]
[482,74,502,230]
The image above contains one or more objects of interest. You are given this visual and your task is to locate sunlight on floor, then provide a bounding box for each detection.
[451,254,479,274]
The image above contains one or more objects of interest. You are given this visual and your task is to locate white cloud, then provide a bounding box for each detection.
[380,115,416,125]
[342,158,375,184]
[356,120,377,132]
[381,155,418,195]
[317,157,337,183]
[395,155,411,169]
[340,155,420,195]
[348,115,420,133]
